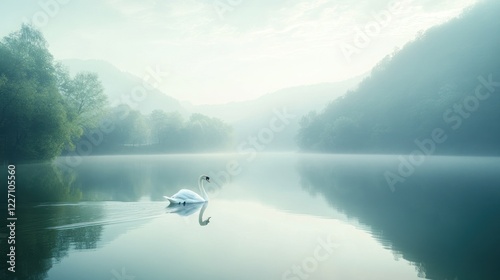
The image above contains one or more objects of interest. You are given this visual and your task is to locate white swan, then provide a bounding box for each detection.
[164,175,210,205]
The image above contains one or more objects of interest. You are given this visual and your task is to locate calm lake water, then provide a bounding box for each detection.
[1,153,500,280]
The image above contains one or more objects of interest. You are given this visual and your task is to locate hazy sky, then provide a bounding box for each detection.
[1,0,476,105]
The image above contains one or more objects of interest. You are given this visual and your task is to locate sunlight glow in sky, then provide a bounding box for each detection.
[0,0,477,105]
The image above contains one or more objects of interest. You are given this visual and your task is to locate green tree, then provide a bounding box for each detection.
[149,110,184,148]
[184,113,232,151]
[99,105,149,151]
[0,24,75,161]
[55,64,109,151]
[56,65,108,128]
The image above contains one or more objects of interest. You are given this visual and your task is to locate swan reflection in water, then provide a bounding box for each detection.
[165,201,211,226]
[164,175,212,226]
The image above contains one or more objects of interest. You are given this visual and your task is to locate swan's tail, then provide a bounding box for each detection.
[163,196,178,205]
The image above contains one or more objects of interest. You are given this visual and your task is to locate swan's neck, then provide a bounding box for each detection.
[199,176,209,201]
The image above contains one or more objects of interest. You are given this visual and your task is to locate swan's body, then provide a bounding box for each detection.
[164,175,210,205]
[164,189,206,204]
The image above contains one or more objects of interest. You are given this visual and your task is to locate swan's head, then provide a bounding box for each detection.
[201,175,210,183]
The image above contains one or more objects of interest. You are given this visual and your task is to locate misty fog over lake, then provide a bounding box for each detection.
[1,1,500,280]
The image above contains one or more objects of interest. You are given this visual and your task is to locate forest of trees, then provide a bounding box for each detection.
[78,106,233,155]
[297,0,500,155]
[0,25,232,162]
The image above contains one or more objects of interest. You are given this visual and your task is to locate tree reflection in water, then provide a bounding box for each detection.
[298,155,500,280]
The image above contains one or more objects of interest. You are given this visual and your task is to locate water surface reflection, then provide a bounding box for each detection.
[1,154,497,279]
[298,154,500,280]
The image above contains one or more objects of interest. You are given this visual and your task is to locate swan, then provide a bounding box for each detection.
[164,175,210,205]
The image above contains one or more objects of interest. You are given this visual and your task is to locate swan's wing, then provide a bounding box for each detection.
[171,189,205,202]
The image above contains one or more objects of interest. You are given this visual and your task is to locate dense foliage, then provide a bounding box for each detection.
[0,25,232,162]
[297,1,500,155]
[0,25,79,161]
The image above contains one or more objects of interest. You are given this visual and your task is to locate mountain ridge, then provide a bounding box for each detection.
[297,0,500,155]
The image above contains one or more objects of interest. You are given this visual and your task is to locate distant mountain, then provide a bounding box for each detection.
[188,76,365,123]
[297,0,500,155]
[60,59,185,114]
[188,76,366,149]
